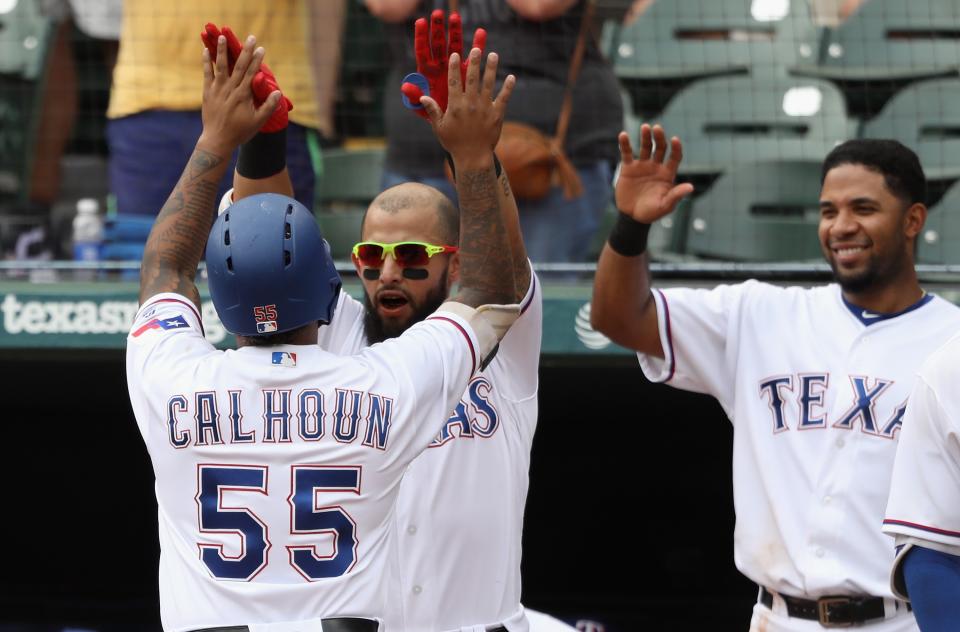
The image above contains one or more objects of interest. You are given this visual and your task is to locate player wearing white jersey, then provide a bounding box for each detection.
[222,13,561,631]
[883,332,960,631]
[321,12,540,629]
[591,125,960,631]
[126,32,519,632]
[318,236,540,632]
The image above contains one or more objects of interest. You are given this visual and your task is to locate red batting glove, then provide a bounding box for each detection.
[400,10,486,120]
[200,23,293,133]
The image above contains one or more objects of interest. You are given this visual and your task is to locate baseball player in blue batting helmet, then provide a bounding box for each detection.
[206,192,342,336]
[126,29,521,631]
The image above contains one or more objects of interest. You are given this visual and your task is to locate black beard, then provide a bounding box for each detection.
[363,268,449,344]
[831,261,880,294]
[829,245,909,295]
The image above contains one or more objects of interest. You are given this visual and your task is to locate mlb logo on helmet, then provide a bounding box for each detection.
[253,304,278,334]
[257,321,278,334]
[271,351,297,367]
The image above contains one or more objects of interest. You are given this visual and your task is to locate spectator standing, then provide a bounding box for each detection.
[106,0,322,216]
[367,0,623,263]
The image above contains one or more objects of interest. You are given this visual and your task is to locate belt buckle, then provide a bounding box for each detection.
[818,596,854,628]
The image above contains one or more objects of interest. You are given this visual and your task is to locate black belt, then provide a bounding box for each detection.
[760,586,905,627]
[191,618,378,632]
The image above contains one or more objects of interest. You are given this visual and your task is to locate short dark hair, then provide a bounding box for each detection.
[236,323,315,347]
[821,139,926,206]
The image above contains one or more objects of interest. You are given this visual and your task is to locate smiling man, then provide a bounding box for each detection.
[591,128,960,632]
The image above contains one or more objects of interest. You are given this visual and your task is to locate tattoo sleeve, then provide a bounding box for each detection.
[138,145,229,308]
[453,165,518,307]
[495,169,531,302]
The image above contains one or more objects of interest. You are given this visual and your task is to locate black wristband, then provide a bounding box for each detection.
[607,212,651,257]
[444,151,502,180]
[237,128,287,179]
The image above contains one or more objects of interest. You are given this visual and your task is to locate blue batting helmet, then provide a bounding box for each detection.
[205,193,341,336]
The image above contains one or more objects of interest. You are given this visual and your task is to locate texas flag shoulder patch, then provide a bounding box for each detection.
[132,315,190,337]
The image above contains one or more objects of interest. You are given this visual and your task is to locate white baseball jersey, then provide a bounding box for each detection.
[638,281,960,602]
[883,331,960,600]
[126,292,484,632]
[317,270,541,632]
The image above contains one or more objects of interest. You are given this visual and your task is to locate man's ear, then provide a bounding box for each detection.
[904,202,927,240]
[448,251,461,287]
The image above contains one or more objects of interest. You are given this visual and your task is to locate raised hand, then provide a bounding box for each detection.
[139,34,279,307]
[199,34,281,153]
[420,48,515,164]
[616,124,694,223]
[201,23,293,133]
[401,10,487,120]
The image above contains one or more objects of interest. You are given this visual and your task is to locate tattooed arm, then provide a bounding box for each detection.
[492,147,531,303]
[421,48,522,307]
[139,33,281,308]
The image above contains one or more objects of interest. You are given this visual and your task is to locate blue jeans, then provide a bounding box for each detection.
[107,111,315,216]
[518,161,613,263]
[383,161,612,263]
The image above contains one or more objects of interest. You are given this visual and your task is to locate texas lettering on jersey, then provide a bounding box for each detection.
[165,388,395,450]
[429,376,500,447]
[759,373,906,438]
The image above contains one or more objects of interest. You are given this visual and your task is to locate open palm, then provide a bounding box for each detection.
[615,124,694,224]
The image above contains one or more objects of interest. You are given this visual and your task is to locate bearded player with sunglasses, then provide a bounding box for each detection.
[220,12,550,632]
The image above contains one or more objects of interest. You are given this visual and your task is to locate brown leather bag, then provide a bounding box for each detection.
[494,122,582,200]
[445,0,595,201]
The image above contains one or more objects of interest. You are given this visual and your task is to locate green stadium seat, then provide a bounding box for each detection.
[685,160,824,261]
[613,0,819,117]
[586,204,617,262]
[648,198,692,259]
[791,0,960,117]
[0,0,54,80]
[0,3,54,208]
[598,18,622,60]
[317,210,365,261]
[586,187,691,262]
[918,181,960,265]
[315,147,385,260]
[315,147,385,210]
[861,78,960,181]
[659,75,852,178]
